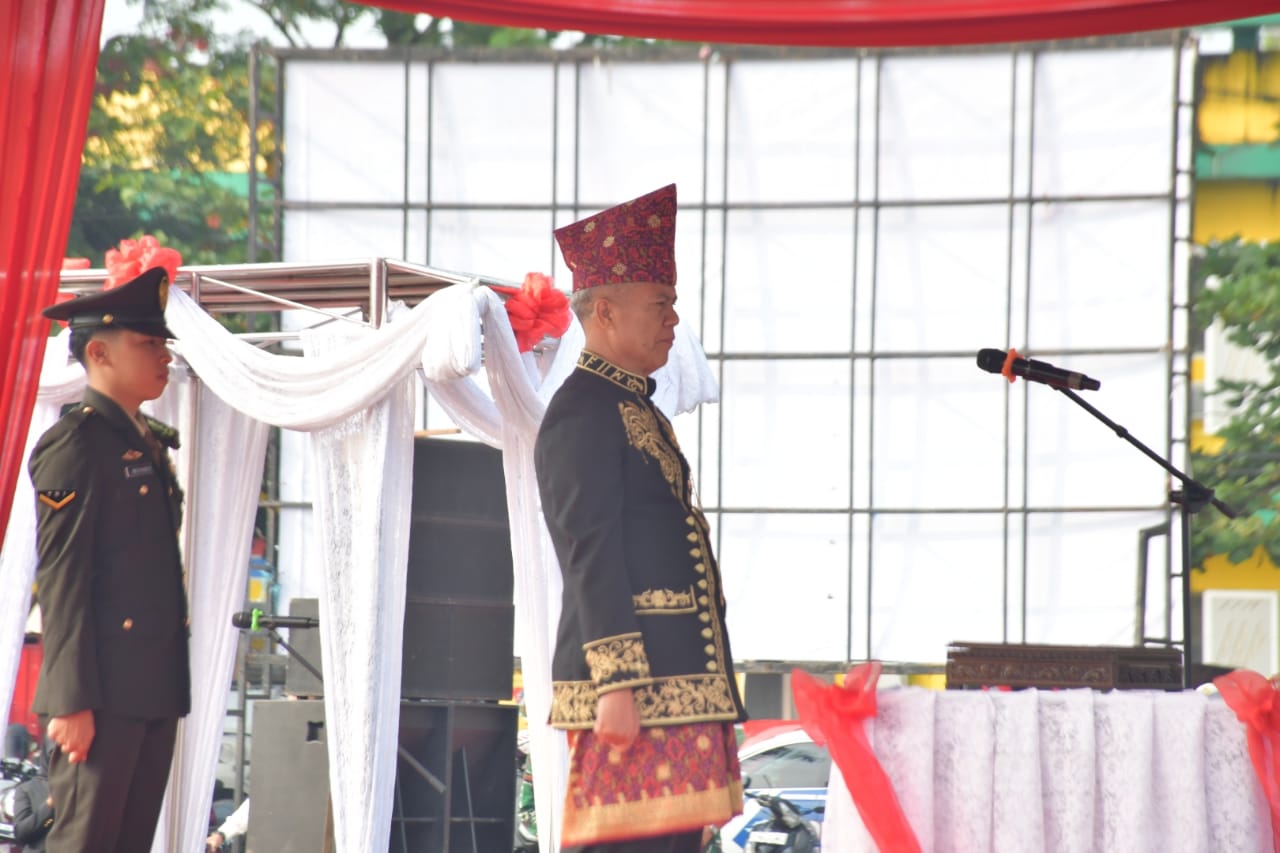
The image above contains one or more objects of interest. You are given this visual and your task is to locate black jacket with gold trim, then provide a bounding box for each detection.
[28,386,191,721]
[535,351,746,730]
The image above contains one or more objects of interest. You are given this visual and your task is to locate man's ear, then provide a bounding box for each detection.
[593,295,613,327]
[84,337,107,366]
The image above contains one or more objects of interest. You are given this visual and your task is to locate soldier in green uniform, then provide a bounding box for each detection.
[31,266,191,852]
[536,185,747,852]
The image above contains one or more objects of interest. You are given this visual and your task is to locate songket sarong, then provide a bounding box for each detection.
[561,721,743,846]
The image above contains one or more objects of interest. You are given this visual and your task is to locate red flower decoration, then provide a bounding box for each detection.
[504,272,570,353]
[104,235,182,289]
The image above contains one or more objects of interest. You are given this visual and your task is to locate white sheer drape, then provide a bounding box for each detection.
[0,281,719,853]
[824,687,1270,853]
[0,330,85,739]
[146,381,269,853]
[305,325,415,853]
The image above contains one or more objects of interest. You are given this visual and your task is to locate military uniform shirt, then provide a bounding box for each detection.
[28,386,191,720]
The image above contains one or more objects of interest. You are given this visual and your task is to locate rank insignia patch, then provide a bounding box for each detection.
[38,490,77,511]
[122,449,144,461]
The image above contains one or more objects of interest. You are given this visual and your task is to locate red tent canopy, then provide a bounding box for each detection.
[357,0,1278,46]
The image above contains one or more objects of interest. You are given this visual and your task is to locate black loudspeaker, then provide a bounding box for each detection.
[404,438,514,701]
[248,698,517,853]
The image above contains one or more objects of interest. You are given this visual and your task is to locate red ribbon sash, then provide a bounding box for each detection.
[792,662,922,853]
[1214,669,1280,852]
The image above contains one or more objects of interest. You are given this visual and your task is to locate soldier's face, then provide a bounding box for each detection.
[93,330,172,402]
[599,282,679,376]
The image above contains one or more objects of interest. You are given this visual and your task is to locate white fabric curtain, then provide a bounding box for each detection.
[0,330,85,737]
[825,687,1270,853]
[305,325,415,853]
[146,381,270,853]
[0,280,719,853]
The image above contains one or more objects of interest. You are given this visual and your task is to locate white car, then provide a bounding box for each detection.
[716,725,829,853]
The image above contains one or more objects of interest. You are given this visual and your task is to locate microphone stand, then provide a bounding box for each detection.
[256,625,446,794]
[1054,387,1236,689]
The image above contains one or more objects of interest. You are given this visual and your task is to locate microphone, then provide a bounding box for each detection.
[231,609,319,631]
[976,348,1100,392]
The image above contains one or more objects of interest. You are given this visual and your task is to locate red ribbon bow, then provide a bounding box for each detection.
[104,235,182,289]
[504,272,570,353]
[792,663,922,853]
[1213,669,1280,852]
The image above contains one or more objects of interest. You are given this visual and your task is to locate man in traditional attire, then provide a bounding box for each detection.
[536,184,746,852]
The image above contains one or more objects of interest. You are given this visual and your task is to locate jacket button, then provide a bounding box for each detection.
[685,516,695,526]
[694,562,706,574]
[82,406,94,414]
[686,531,698,543]
[698,595,709,606]
[689,548,701,558]
[705,661,719,672]
[139,484,149,496]
[704,644,715,656]
[699,612,711,623]
[697,579,708,590]
[122,618,134,631]
[701,628,713,639]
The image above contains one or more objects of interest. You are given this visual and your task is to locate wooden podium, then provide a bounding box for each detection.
[945,642,1183,691]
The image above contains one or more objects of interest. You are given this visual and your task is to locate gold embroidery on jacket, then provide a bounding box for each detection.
[583,633,651,684]
[633,586,698,614]
[578,351,648,394]
[618,402,681,494]
[550,675,739,729]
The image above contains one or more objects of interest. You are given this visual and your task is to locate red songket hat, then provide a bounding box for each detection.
[554,184,677,292]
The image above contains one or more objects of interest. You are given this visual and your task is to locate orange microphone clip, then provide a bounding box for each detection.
[1001,348,1023,383]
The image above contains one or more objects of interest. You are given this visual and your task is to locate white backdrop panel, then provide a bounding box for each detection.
[872,357,1007,509]
[431,64,555,205]
[727,59,858,203]
[428,209,549,284]
[1028,200,1171,351]
[878,55,1015,203]
[283,61,409,203]
[719,513,851,661]
[1025,353,1170,508]
[1024,510,1169,645]
[870,512,1007,663]
[723,208,854,354]
[283,209,425,263]
[874,204,1013,353]
[575,62,707,204]
[719,360,850,510]
[1033,48,1176,198]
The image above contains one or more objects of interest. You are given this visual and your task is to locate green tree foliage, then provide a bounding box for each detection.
[1190,238,1280,566]
[70,1,661,269]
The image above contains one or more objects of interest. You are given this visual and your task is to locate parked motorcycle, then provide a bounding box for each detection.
[741,790,821,853]
[0,756,42,843]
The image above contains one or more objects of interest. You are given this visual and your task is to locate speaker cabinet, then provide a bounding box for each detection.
[405,438,514,701]
[247,700,331,853]
[248,698,517,853]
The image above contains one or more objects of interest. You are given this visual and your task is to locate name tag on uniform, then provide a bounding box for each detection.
[124,463,155,479]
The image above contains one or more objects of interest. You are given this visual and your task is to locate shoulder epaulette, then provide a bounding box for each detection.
[142,416,180,450]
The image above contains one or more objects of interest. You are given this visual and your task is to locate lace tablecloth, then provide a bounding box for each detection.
[824,688,1269,853]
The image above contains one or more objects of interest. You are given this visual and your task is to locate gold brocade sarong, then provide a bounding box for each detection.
[561,721,743,846]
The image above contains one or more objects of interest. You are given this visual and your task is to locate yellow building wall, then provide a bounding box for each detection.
[1194,182,1280,244]
[1198,51,1280,145]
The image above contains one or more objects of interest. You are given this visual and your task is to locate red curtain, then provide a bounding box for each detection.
[0,0,106,545]
[358,0,1276,46]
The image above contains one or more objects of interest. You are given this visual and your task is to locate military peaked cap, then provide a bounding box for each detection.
[43,266,176,339]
